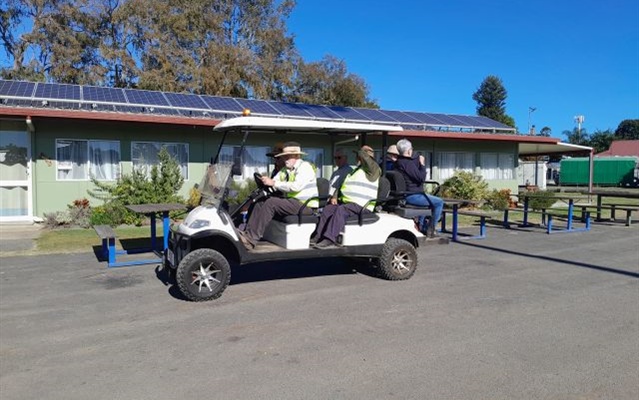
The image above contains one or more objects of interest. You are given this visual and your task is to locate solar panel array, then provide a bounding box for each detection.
[0,79,515,132]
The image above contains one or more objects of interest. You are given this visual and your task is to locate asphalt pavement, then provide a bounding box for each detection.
[0,221,638,399]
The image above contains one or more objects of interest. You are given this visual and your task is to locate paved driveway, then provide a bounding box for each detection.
[1,224,638,399]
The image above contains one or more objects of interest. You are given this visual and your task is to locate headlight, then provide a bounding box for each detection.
[189,219,211,229]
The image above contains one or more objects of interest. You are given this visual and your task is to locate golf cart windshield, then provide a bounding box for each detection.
[198,162,233,208]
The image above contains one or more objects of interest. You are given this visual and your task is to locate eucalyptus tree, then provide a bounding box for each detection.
[289,55,377,108]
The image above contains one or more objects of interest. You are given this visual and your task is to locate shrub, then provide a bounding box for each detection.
[485,189,511,210]
[67,198,92,228]
[186,184,202,210]
[440,171,489,202]
[88,147,185,225]
[227,178,258,206]
[522,190,556,210]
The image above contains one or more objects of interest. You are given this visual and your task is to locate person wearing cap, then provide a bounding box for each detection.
[394,138,444,237]
[328,148,353,196]
[312,145,381,248]
[238,141,318,250]
[383,144,399,171]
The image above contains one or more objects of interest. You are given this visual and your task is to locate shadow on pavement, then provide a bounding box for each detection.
[455,240,639,278]
[155,257,381,301]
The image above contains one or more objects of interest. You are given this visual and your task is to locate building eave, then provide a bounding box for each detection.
[0,106,222,127]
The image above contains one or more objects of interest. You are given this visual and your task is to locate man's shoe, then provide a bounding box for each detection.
[238,231,255,250]
[313,239,337,249]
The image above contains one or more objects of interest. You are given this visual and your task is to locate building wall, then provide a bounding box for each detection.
[2,115,521,218]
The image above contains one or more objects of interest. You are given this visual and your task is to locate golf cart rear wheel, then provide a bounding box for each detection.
[377,238,417,281]
[176,249,231,302]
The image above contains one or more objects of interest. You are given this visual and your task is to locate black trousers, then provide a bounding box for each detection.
[314,202,367,243]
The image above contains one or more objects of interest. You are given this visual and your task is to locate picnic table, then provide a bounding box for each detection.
[581,190,639,223]
[95,203,186,268]
[125,203,186,252]
[511,193,591,233]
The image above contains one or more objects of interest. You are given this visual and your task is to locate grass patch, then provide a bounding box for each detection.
[35,225,165,254]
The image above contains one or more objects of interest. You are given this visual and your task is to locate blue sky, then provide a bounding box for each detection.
[287,0,639,139]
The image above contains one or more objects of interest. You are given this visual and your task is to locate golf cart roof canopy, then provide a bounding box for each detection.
[214,116,403,134]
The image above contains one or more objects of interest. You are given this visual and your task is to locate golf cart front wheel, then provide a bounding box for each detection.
[176,249,231,302]
[377,238,417,281]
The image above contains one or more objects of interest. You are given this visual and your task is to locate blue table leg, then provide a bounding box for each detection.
[452,204,459,242]
[162,211,170,250]
[523,198,529,226]
[567,199,574,231]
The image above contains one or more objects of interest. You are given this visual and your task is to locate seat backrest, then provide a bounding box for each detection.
[385,170,406,193]
[377,176,390,201]
[316,177,330,208]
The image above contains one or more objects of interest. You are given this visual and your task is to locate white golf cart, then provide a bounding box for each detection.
[164,116,448,301]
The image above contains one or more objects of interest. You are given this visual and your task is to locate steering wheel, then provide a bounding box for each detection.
[254,172,276,194]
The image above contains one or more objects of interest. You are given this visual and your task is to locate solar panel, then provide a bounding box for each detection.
[82,86,126,104]
[200,95,243,112]
[473,115,512,129]
[397,112,446,125]
[164,93,208,110]
[377,109,421,124]
[302,104,343,119]
[123,89,169,106]
[445,114,485,128]
[351,108,399,123]
[0,80,36,97]
[268,101,313,117]
[325,106,370,121]
[234,98,280,115]
[34,83,80,100]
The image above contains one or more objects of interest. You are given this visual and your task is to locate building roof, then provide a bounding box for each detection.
[0,79,514,133]
[595,140,639,157]
[0,79,593,156]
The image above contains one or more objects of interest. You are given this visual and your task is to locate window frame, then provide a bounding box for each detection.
[56,138,121,182]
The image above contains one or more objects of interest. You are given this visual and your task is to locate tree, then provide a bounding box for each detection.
[538,126,552,137]
[563,127,589,146]
[588,129,615,154]
[1,0,374,107]
[472,75,516,128]
[289,55,378,107]
[614,119,639,140]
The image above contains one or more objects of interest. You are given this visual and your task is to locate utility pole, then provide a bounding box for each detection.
[574,115,585,143]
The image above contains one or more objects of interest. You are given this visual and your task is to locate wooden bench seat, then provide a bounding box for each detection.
[577,204,639,226]
[502,208,591,234]
[94,224,117,265]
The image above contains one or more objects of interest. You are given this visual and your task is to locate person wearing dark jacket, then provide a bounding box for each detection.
[394,139,443,236]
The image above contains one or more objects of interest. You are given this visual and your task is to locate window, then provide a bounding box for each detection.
[220,145,270,180]
[415,150,433,180]
[438,152,474,180]
[480,153,515,180]
[56,139,120,181]
[304,147,325,177]
[132,142,189,179]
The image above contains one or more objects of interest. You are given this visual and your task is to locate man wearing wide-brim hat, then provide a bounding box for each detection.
[312,145,381,248]
[238,141,318,250]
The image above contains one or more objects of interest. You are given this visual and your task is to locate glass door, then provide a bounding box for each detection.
[0,130,32,221]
